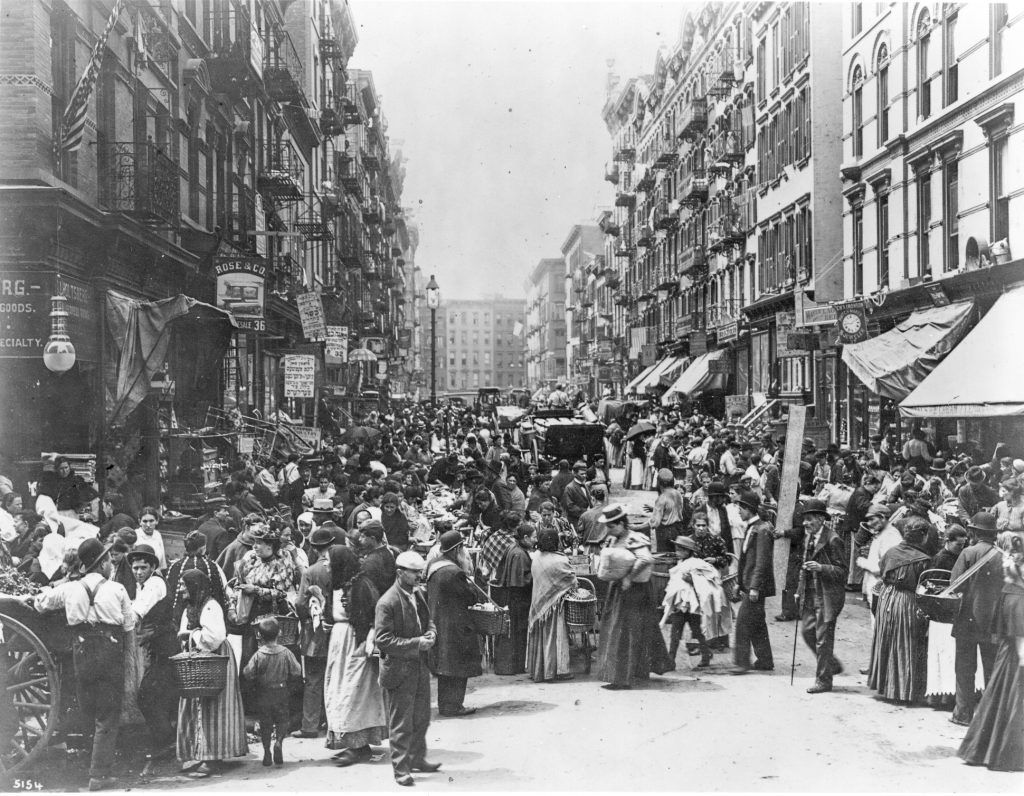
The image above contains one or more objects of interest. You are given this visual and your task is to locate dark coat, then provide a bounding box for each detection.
[802,526,848,622]
[843,487,874,535]
[951,540,1003,641]
[425,560,483,679]
[738,519,776,597]
[374,582,435,690]
[548,470,574,504]
[362,546,397,597]
[196,516,231,561]
[294,558,332,657]
[561,479,592,524]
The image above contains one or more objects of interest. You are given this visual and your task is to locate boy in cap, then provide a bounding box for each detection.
[243,617,302,766]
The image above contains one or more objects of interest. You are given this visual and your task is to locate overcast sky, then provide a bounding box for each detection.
[350,0,688,301]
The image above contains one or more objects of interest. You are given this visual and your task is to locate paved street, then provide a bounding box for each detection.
[123,475,1019,793]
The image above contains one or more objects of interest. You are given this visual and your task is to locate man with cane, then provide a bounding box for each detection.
[796,499,848,694]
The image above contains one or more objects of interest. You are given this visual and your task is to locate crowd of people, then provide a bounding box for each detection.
[1,397,1022,788]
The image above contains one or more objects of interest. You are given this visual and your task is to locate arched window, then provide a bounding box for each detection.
[876,45,890,145]
[852,64,864,157]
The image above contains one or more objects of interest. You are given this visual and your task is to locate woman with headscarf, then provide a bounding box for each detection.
[867,517,933,703]
[175,570,248,775]
[535,501,576,553]
[166,531,230,630]
[380,491,412,551]
[526,527,577,682]
[484,511,533,675]
[959,533,1024,771]
[526,473,553,517]
[323,546,387,766]
[467,487,501,536]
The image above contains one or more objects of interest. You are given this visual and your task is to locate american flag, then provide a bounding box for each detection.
[58,0,125,154]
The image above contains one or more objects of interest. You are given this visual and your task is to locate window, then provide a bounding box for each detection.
[772,23,780,90]
[50,2,78,185]
[877,47,890,146]
[943,157,959,271]
[448,353,455,367]
[756,39,766,101]
[943,8,958,107]
[877,192,890,287]
[852,2,863,36]
[917,11,932,120]
[852,205,864,295]
[917,172,932,275]
[992,4,1009,78]
[992,134,1009,243]
[852,66,864,157]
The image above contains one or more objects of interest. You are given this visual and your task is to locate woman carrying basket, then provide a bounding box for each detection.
[175,570,248,776]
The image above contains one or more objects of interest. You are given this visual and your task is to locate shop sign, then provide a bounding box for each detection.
[596,340,613,359]
[641,343,658,366]
[296,291,326,340]
[675,315,693,337]
[291,425,321,449]
[215,255,266,332]
[787,331,819,351]
[0,271,97,361]
[597,365,612,381]
[708,357,731,374]
[398,328,412,351]
[237,434,256,454]
[724,394,750,418]
[690,331,707,355]
[362,336,386,356]
[834,300,869,344]
[325,325,348,364]
[719,319,740,343]
[283,354,315,397]
[775,311,801,358]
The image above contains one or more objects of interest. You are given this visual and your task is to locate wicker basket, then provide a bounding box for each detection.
[170,651,229,699]
[722,572,740,603]
[565,577,597,629]
[253,614,301,646]
[468,604,510,636]
[916,569,960,624]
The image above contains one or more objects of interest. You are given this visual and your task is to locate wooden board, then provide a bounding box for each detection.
[774,404,807,590]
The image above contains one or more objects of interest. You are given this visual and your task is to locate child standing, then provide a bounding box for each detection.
[243,617,301,766]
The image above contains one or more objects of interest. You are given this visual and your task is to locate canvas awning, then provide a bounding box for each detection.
[900,287,1024,418]
[658,356,690,387]
[625,361,660,394]
[635,356,680,392]
[841,300,974,401]
[661,350,728,405]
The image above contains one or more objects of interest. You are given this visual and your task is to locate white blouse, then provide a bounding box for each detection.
[178,599,226,652]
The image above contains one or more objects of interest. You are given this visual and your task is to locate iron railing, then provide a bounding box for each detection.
[101,141,179,227]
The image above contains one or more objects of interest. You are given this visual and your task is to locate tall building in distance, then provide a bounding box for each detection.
[562,224,607,395]
[435,297,528,392]
[525,258,568,388]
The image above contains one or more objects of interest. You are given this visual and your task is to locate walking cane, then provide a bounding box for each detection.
[789,592,800,686]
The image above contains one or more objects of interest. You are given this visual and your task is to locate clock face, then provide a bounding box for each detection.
[841,312,863,334]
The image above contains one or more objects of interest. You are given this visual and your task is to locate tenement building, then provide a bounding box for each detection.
[525,257,567,390]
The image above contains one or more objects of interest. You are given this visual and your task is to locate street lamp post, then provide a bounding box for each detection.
[425,275,440,409]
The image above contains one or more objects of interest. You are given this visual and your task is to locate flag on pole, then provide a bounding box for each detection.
[58,0,125,154]
[512,321,524,337]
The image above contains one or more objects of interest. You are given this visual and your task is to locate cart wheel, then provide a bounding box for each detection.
[0,614,60,778]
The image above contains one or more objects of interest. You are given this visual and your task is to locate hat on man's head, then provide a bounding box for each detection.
[967,512,998,535]
[205,496,228,508]
[77,538,112,573]
[672,536,699,553]
[439,530,465,554]
[866,503,893,521]
[359,520,385,542]
[126,543,159,569]
[930,458,949,473]
[870,434,883,443]
[599,503,628,525]
[801,499,830,518]
[966,466,987,484]
[735,490,762,513]
[395,551,426,572]
[312,498,335,513]
[572,460,588,471]
[706,481,728,498]
[308,527,336,548]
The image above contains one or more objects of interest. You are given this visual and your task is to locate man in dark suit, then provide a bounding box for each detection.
[560,461,593,530]
[798,499,848,694]
[868,434,891,471]
[425,531,482,716]
[731,489,776,674]
[291,528,336,738]
[950,513,1003,726]
[841,473,881,589]
[374,551,439,787]
[548,459,574,505]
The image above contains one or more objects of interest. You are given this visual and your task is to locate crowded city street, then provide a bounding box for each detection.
[2,0,1024,794]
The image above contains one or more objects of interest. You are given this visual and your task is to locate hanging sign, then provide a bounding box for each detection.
[397,328,412,351]
[363,336,386,356]
[296,291,327,340]
[775,311,800,357]
[215,255,266,331]
[690,331,707,355]
[325,325,348,364]
[284,354,316,397]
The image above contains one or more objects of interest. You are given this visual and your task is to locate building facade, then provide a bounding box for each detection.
[525,257,567,389]
[0,0,413,502]
[433,297,527,393]
[562,223,605,395]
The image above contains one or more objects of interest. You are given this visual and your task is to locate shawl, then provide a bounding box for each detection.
[529,551,576,626]
[661,556,731,639]
[478,527,515,579]
[880,541,931,590]
[493,543,531,588]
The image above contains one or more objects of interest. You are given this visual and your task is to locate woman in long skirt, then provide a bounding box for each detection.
[490,522,533,676]
[322,547,386,767]
[959,535,1024,772]
[527,529,577,681]
[175,571,248,774]
[867,520,932,703]
[596,507,672,689]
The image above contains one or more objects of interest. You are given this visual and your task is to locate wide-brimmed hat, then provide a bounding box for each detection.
[801,499,830,518]
[599,503,628,525]
[308,527,336,548]
[126,543,159,569]
[439,530,465,554]
[672,536,699,553]
[967,512,998,534]
[77,538,112,573]
[735,489,761,513]
[312,498,335,513]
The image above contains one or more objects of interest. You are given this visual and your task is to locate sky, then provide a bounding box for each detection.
[349,0,689,301]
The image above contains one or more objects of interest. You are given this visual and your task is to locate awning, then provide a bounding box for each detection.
[900,287,1024,418]
[658,356,690,387]
[841,300,974,401]
[625,361,660,394]
[635,356,680,392]
[661,350,728,405]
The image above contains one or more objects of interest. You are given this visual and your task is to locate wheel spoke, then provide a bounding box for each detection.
[12,700,51,713]
[7,738,27,758]
[7,675,49,692]
[17,720,42,738]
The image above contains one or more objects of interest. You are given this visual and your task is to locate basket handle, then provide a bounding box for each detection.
[576,577,595,594]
